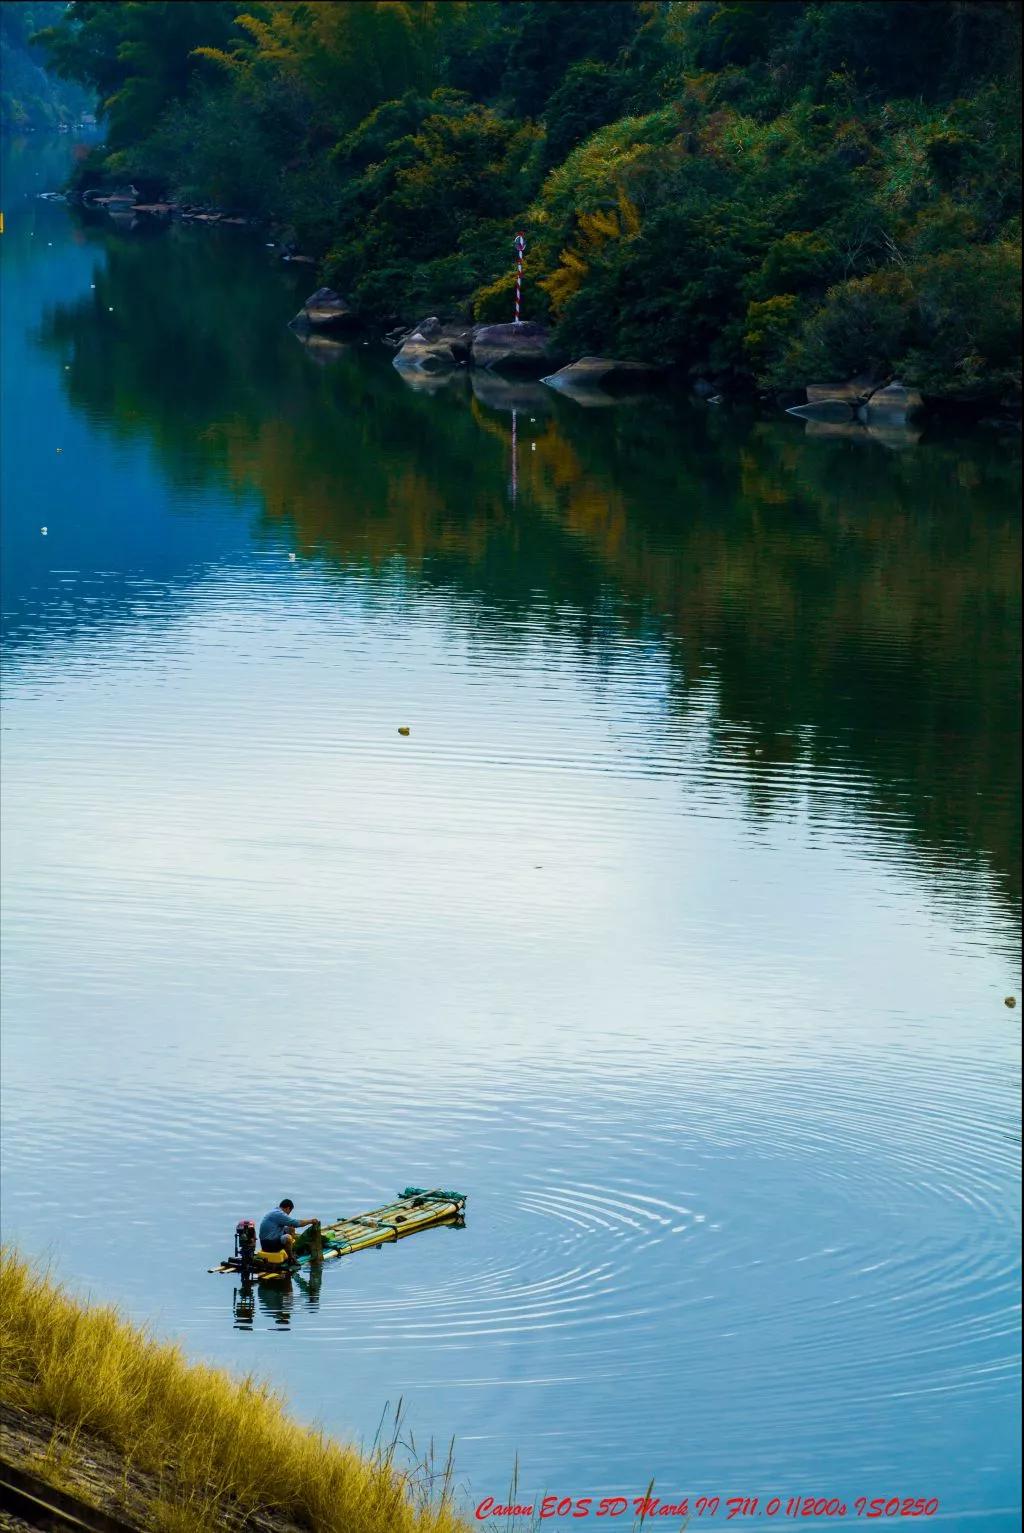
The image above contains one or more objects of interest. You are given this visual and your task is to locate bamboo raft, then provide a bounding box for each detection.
[210,1188,467,1277]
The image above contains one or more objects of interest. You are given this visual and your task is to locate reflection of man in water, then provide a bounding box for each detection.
[258,1278,294,1327]
[256,1266,321,1328]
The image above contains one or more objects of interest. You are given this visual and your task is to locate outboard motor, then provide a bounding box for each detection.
[234,1219,257,1279]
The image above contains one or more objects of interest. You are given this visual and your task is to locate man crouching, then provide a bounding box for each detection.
[259,1198,320,1261]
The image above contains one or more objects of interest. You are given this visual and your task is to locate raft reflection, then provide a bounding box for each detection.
[233,1266,323,1331]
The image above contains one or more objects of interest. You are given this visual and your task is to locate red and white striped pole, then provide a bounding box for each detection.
[513,231,526,324]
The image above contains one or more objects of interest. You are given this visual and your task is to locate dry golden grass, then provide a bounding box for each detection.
[0,1247,471,1532]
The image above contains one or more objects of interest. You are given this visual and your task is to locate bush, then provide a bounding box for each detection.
[773,243,1021,399]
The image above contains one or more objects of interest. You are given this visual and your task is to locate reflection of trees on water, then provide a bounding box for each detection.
[38,225,1022,913]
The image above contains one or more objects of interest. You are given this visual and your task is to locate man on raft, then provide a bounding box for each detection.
[259,1199,320,1260]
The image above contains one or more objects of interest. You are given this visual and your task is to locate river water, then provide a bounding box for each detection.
[1,135,1020,1529]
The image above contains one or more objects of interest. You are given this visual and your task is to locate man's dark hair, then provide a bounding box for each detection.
[280,1199,294,1211]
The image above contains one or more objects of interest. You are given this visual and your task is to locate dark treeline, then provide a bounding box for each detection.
[37,1,1022,403]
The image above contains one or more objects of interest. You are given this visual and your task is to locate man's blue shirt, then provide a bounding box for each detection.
[260,1208,298,1244]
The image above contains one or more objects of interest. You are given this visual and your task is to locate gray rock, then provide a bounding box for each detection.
[540,382,622,408]
[393,317,473,373]
[773,388,806,410]
[84,184,137,208]
[542,356,665,393]
[861,381,923,422]
[803,377,876,407]
[471,321,561,376]
[289,287,359,334]
[800,377,922,423]
[787,399,856,422]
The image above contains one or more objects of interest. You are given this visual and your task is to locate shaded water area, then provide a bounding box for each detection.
[2,136,1021,1528]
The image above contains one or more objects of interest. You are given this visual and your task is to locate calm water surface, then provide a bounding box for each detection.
[1,136,1020,1529]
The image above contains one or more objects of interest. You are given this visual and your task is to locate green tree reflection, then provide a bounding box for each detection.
[38,223,1021,913]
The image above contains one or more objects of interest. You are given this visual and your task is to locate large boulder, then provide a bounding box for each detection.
[393,317,472,373]
[859,381,923,423]
[542,356,666,395]
[471,321,561,376]
[790,377,875,421]
[796,377,923,424]
[289,287,359,334]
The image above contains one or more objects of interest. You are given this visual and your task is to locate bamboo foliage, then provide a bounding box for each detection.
[541,188,642,314]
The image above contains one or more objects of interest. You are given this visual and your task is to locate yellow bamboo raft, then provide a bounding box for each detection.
[210,1188,466,1277]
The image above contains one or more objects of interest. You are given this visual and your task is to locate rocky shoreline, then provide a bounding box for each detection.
[57,188,1023,430]
[287,287,967,430]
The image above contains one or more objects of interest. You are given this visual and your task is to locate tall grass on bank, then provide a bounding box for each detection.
[0,1248,470,1532]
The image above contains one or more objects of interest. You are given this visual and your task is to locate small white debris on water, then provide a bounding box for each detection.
[41,527,47,536]
[108,306,114,312]
[288,553,296,562]
[531,442,536,451]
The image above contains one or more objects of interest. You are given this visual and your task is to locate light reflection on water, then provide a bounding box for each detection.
[1,136,1020,1529]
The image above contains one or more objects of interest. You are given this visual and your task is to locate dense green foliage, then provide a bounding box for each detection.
[37,1,1022,402]
[1,2,91,130]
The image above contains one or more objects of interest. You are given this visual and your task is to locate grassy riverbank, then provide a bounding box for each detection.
[0,1249,470,1533]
